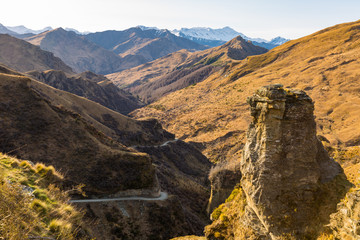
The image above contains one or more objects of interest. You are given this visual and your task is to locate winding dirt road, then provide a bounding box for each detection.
[69,191,168,203]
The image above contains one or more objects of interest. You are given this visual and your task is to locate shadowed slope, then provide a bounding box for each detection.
[0,65,212,239]
[26,28,125,74]
[0,68,156,196]
[0,34,73,74]
[27,70,144,115]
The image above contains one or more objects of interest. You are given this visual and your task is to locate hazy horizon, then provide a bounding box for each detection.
[2,0,360,41]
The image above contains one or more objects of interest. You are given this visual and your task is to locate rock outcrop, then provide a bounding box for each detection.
[239,84,350,239]
[329,188,360,239]
[207,162,242,215]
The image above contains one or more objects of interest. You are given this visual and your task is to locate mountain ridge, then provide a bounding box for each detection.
[107,35,268,103]
[0,34,74,74]
[25,28,126,74]
[85,27,207,64]
[172,26,289,49]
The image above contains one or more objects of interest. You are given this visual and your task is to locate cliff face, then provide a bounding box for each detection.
[205,84,351,240]
[329,189,360,239]
[241,84,350,239]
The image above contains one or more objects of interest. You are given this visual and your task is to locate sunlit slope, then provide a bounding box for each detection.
[132,20,360,161]
[108,36,267,103]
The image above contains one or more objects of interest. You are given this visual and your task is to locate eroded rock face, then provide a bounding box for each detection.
[240,84,349,239]
[329,189,360,240]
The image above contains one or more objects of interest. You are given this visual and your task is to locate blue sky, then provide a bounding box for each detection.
[2,0,360,40]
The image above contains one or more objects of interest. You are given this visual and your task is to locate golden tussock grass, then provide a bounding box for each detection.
[133,19,360,167]
[0,153,86,239]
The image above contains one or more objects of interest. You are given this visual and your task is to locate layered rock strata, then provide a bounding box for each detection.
[240,84,350,239]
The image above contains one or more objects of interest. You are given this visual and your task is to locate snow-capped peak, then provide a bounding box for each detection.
[136,25,160,31]
[171,26,240,41]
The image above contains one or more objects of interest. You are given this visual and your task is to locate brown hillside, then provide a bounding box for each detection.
[0,34,73,74]
[108,36,267,103]
[27,70,144,115]
[132,20,360,163]
[107,49,193,88]
[0,65,211,238]
[0,68,156,196]
[25,28,125,74]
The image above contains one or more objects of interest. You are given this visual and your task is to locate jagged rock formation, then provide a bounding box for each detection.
[204,84,351,240]
[239,84,350,239]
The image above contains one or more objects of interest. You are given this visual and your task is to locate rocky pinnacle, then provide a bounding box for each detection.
[241,84,350,239]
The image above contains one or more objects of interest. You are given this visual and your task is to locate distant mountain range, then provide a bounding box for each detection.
[1,23,289,49]
[24,27,207,74]
[84,27,206,60]
[0,23,289,75]
[3,24,89,35]
[172,27,289,49]
[6,25,52,35]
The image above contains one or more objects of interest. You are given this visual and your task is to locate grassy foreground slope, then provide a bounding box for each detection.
[0,153,88,239]
[132,20,360,162]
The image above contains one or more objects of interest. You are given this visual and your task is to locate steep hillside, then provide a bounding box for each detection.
[25,28,125,74]
[107,49,195,88]
[85,27,206,64]
[132,20,360,164]
[0,68,156,196]
[0,65,211,239]
[27,70,143,115]
[0,34,74,74]
[108,36,267,103]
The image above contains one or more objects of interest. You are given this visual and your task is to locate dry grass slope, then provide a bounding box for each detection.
[108,36,267,103]
[132,20,360,163]
[0,153,88,239]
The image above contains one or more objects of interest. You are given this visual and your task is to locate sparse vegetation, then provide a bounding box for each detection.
[205,184,253,240]
[0,153,87,239]
[147,104,166,111]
